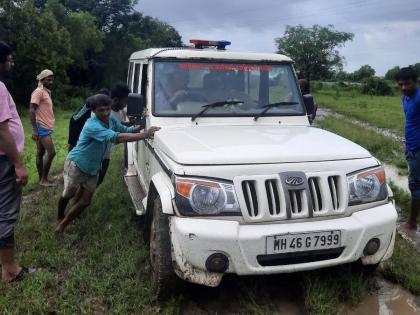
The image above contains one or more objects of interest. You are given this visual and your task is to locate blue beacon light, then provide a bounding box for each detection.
[190,39,231,50]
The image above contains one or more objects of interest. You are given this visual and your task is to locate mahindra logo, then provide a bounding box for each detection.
[285,176,304,186]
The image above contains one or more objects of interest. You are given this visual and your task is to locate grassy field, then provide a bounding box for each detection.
[314,88,420,300]
[317,115,407,171]
[313,85,404,136]
[0,148,166,314]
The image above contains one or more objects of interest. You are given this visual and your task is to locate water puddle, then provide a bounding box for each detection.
[345,278,420,315]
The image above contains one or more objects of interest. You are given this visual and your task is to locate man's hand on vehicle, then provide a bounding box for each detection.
[146,126,161,139]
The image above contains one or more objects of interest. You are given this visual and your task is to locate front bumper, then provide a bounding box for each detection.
[170,202,397,286]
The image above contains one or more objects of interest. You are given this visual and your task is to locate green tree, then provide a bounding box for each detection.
[275,24,354,80]
[361,77,392,96]
[0,0,183,103]
[35,0,138,31]
[44,0,105,87]
[352,65,375,82]
[42,0,182,87]
[0,0,72,104]
[385,66,400,81]
[92,11,182,87]
[410,63,420,77]
[334,70,351,81]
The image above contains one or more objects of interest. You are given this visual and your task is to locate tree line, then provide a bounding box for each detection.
[275,24,419,96]
[2,4,417,105]
[0,0,182,107]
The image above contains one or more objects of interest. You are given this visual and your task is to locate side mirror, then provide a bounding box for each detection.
[127,93,144,117]
[303,94,316,123]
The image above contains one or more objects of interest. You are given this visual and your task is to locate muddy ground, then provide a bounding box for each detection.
[177,274,420,315]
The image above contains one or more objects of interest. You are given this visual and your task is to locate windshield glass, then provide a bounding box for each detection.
[153,60,305,117]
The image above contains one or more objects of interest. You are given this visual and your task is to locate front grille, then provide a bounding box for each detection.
[242,180,259,217]
[328,176,340,210]
[265,179,281,215]
[235,172,346,222]
[308,177,323,212]
[289,190,304,214]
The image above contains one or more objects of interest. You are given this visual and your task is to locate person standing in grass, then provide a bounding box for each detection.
[29,69,56,187]
[0,41,29,282]
[396,67,420,231]
[56,94,160,233]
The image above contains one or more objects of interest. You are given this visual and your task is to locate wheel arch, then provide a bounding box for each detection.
[147,172,175,215]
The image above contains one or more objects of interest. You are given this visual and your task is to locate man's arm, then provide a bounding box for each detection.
[0,121,28,185]
[29,103,38,140]
[115,126,160,143]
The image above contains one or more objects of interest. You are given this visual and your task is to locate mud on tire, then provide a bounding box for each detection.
[148,196,181,298]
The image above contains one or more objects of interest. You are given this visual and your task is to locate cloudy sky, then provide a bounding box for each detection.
[135,0,420,76]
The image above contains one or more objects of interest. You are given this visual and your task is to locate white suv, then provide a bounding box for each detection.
[123,40,397,295]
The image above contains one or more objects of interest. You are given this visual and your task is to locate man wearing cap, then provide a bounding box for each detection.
[29,69,56,187]
[0,41,29,282]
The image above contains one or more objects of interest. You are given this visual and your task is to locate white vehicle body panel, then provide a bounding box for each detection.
[153,125,370,165]
[170,202,396,287]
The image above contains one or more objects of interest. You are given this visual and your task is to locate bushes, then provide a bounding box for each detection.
[361,77,392,96]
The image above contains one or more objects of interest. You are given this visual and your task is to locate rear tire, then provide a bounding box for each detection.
[148,196,181,298]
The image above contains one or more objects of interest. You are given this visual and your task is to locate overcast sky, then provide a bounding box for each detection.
[135,0,420,76]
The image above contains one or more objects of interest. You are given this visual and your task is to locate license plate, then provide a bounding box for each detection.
[266,230,341,254]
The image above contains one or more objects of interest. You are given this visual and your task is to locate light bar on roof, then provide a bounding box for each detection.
[190,39,231,50]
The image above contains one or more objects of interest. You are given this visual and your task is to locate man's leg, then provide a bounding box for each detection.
[97,158,110,187]
[0,246,22,282]
[404,149,420,230]
[69,186,83,207]
[405,198,420,230]
[39,135,56,186]
[0,158,22,282]
[57,196,71,221]
[55,188,94,233]
[35,139,45,182]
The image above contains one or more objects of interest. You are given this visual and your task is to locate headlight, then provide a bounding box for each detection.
[347,167,388,206]
[175,177,241,216]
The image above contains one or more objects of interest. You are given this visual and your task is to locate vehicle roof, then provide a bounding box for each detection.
[129,48,293,63]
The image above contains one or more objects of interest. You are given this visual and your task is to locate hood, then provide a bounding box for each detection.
[154,125,371,165]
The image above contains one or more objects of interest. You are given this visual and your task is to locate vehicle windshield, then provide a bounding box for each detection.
[153,60,305,117]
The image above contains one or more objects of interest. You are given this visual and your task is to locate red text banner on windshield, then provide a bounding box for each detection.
[179,63,273,72]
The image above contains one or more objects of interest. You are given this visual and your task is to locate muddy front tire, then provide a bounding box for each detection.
[149,196,180,298]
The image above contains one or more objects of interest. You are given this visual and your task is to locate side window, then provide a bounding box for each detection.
[133,63,141,93]
[127,62,134,90]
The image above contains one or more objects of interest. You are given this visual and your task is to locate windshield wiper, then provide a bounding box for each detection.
[191,100,244,121]
[253,102,299,121]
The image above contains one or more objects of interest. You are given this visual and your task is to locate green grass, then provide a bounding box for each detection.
[382,236,420,295]
[316,115,407,171]
[313,86,403,136]
[18,108,73,192]
[301,266,369,315]
[318,112,420,299]
[382,183,420,296]
[0,148,165,314]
